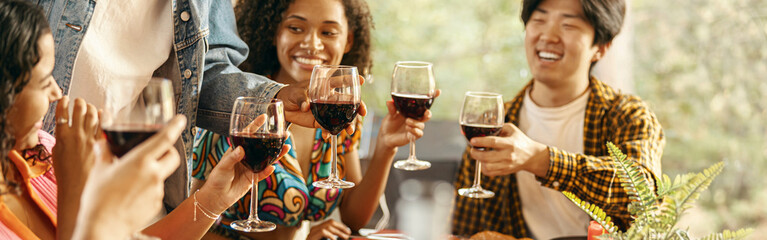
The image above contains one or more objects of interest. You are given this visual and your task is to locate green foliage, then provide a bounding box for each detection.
[607,142,658,218]
[562,191,618,234]
[562,143,753,240]
[700,229,754,240]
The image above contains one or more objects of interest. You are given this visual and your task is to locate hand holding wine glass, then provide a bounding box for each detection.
[458,92,504,199]
[74,115,186,239]
[378,89,440,150]
[228,98,287,232]
[391,61,437,171]
[278,75,368,139]
[308,65,360,189]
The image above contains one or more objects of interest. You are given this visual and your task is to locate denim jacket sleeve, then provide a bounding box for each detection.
[196,0,285,135]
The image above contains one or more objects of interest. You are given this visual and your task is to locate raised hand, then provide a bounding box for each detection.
[53,96,101,240]
[195,114,290,214]
[379,101,431,150]
[53,96,100,190]
[468,122,550,177]
[73,115,186,239]
[379,89,440,149]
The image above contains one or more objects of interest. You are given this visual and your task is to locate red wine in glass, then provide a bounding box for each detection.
[461,124,501,151]
[228,97,285,232]
[390,61,436,171]
[310,101,359,135]
[103,124,162,157]
[100,78,174,158]
[230,133,285,172]
[458,91,503,199]
[391,93,434,119]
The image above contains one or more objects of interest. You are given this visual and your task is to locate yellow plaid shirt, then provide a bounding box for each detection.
[452,77,665,238]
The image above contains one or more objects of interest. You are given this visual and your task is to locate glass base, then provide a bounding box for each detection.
[230,219,277,232]
[393,159,431,171]
[313,178,355,189]
[458,187,495,199]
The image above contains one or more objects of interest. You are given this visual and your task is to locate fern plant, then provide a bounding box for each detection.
[562,142,753,240]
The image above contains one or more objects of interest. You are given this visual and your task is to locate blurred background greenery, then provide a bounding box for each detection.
[361,0,767,237]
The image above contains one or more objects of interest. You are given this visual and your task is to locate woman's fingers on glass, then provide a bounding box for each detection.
[55,96,70,129]
[71,98,87,130]
[407,126,424,139]
[83,103,99,137]
[344,117,358,135]
[278,143,291,159]
[154,147,181,178]
[243,114,267,134]
[420,109,433,121]
[406,118,426,129]
[358,100,367,116]
[385,100,398,115]
[358,75,366,86]
[255,165,275,182]
[93,139,115,164]
[95,109,104,139]
[320,129,331,140]
[214,146,245,173]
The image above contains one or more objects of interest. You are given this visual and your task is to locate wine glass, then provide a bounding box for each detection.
[229,97,286,232]
[309,65,360,189]
[391,61,436,171]
[458,91,503,198]
[101,77,174,157]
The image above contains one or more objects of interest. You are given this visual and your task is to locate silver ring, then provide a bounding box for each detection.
[57,118,68,125]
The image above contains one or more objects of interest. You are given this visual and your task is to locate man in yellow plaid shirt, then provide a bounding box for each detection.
[452,0,665,238]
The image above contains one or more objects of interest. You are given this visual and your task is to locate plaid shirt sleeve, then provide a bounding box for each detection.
[536,94,665,229]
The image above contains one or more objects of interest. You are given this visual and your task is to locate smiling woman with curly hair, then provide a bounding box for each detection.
[235,0,374,77]
[191,0,440,239]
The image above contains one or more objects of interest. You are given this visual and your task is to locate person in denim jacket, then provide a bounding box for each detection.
[29,0,324,236]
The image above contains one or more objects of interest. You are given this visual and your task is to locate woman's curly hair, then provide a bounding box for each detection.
[235,0,374,76]
[0,0,50,193]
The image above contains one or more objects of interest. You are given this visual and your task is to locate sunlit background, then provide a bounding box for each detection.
[356,0,767,238]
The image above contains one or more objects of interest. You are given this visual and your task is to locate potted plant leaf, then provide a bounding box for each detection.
[562,142,753,240]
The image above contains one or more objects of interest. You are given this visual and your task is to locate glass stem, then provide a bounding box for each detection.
[408,140,416,161]
[248,172,259,221]
[473,160,482,188]
[330,135,338,179]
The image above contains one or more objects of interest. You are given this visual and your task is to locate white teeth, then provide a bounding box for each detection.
[295,57,323,65]
[538,51,562,60]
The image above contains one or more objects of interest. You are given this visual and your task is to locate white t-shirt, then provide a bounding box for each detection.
[516,88,591,239]
[69,0,173,113]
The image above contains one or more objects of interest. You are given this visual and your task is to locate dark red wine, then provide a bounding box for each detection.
[461,124,501,151]
[310,101,359,135]
[230,134,285,172]
[103,125,161,157]
[391,93,434,119]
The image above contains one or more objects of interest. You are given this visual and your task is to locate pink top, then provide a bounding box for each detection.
[0,130,58,239]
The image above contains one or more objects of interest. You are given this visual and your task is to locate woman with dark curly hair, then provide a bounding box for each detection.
[192,0,438,239]
[0,1,63,237]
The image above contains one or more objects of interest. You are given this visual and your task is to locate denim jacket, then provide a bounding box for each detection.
[34,0,284,209]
